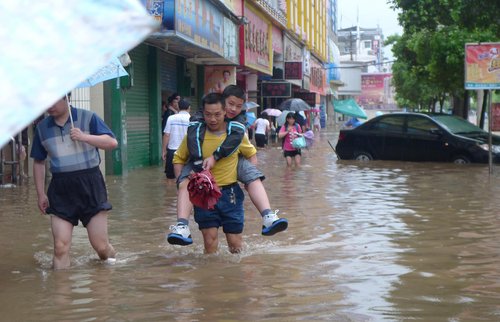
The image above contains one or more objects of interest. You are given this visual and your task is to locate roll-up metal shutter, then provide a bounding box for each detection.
[159,51,177,93]
[125,45,150,169]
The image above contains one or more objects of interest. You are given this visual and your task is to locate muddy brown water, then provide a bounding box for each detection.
[1,131,500,321]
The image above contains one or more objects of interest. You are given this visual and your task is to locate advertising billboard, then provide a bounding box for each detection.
[465,43,500,90]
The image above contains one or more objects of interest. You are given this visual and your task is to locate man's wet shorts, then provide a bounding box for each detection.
[177,156,265,186]
[46,167,112,227]
[193,183,244,234]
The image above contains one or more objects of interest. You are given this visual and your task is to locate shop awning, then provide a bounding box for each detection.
[333,99,367,119]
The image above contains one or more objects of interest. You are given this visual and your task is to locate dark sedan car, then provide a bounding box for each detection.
[335,113,500,164]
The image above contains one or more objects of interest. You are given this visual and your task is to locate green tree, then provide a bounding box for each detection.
[388,0,500,117]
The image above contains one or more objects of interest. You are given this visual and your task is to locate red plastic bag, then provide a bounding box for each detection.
[187,169,222,210]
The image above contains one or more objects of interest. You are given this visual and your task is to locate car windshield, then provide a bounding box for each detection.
[431,115,485,135]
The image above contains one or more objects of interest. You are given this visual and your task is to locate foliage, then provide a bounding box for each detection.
[387,0,500,114]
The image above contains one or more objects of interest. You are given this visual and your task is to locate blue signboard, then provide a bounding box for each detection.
[176,0,223,55]
[141,0,223,55]
[327,63,341,82]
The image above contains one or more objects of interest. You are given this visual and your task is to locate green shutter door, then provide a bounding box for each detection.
[126,45,150,169]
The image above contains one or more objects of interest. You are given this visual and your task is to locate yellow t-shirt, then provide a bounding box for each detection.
[173,130,257,186]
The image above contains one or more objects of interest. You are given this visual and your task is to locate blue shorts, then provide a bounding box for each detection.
[177,156,265,186]
[193,183,245,234]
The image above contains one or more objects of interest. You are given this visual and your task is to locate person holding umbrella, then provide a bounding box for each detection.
[278,112,303,167]
[30,93,117,269]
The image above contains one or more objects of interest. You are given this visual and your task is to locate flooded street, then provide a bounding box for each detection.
[1,131,500,321]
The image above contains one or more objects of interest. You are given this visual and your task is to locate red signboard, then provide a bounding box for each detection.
[261,82,291,97]
[241,3,273,75]
[357,73,395,110]
[285,62,303,79]
[492,103,500,131]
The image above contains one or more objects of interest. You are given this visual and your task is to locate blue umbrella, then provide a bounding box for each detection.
[245,111,256,127]
[76,57,128,88]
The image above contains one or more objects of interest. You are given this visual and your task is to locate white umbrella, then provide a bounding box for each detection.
[262,108,282,117]
[277,110,295,126]
[0,0,157,148]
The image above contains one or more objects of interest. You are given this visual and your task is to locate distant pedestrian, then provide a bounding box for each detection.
[161,93,180,132]
[278,112,303,167]
[344,117,362,128]
[313,112,321,132]
[162,93,180,175]
[162,99,191,179]
[253,112,270,148]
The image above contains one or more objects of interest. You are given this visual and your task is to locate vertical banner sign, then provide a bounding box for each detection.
[243,3,273,75]
[465,43,500,90]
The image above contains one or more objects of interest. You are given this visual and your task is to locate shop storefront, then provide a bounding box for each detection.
[239,2,273,104]
[102,0,241,175]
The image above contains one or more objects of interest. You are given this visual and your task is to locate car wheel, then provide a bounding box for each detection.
[354,151,373,161]
[452,155,470,164]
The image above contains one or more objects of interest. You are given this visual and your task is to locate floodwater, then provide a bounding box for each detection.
[1,131,500,321]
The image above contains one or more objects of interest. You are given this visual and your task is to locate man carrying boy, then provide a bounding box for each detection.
[172,93,255,253]
[30,94,116,269]
[167,85,288,245]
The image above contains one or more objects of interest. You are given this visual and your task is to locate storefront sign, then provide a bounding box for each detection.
[175,0,223,56]
[242,3,273,75]
[284,34,302,62]
[143,0,164,23]
[223,17,239,63]
[303,48,310,76]
[142,0,174,30]
[261,81,291,97]
[272,25,283,54]
[310,58,326,95]
[284,62,302,79]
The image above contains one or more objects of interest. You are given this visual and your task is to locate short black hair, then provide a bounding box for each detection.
[202,93,224,108]
[63,92,71,101]
[178,99,191,110]
[222,85,245,101]
[167,92,179,104]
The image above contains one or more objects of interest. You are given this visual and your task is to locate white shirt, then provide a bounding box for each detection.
[164,111,190,150]
[254,118,270,135]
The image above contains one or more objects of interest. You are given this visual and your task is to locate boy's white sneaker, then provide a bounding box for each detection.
[167,224,193,245]
[262,210,288,236]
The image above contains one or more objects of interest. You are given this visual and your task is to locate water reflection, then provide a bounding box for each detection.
[1,132,500,320]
